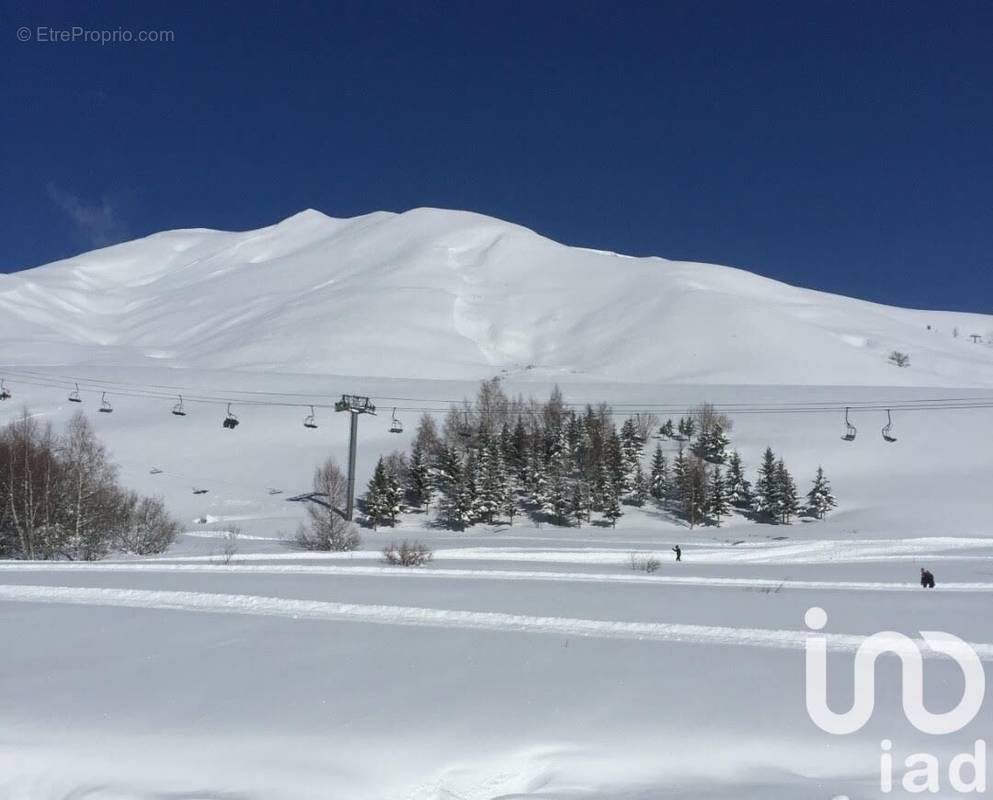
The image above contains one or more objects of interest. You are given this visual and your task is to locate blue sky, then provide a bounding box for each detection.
[1,0,990,312]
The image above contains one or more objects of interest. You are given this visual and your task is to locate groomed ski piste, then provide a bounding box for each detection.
[2,209,993,799]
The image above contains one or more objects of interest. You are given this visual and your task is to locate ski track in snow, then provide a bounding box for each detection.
[2,584,992,658]
[1,560,992,593]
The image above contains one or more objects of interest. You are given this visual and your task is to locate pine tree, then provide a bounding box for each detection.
[383,462,404,524]
[660,419,675,439]
[605,431,628,492]
[476,442,508,523]
[511,418,529,482]
[591,460,612,512]
[755,447,781,521]
[704,422,730,463]
[365,458,391,530]
[671,445,688,503]
[602,480,622,527]
[407,442,434,511]
[630,464,649,506]
[620,417,643,478]
[438,445,462,495]
[502,477,518,525]
[681,455,709,528]
[527,452,550,518]
[438,456,475,531]
[776,459,800,524]
[548,472,571,525]
[571,481,590,527]
[806,466,837,520]
[649,444,669,502]
[708,465,731,526]
[725,451,753,510]
[677,417,689,440]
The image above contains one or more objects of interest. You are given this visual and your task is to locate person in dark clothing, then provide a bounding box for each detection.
[672,545,682,562]
[920,568,935,589]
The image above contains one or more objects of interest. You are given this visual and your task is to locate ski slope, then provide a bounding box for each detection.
[1,207,991,385]
[1,209,992,799]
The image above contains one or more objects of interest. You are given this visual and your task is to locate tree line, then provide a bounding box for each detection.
[0,410,179,559]
[362,380,837,531]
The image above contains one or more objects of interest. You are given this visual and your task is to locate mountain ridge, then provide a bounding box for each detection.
[2,207,991,387]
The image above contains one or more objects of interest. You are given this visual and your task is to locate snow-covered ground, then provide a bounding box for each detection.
[1,211,992,798]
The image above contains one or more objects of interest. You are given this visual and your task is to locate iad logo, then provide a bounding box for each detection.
[804,606,985,735]
[804,607,987,794]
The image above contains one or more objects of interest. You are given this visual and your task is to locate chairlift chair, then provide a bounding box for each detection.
[98,392,113,413]
[841,407,856,442]
[149,468,163,475]
[172,395,187,416]
[68,383,82,403]
[389,407,403,434]
[192,487,209,495]
[222,403,239,429]
[303,406,318,429]
[0,380,10,401]
[881,409,897,443]
[268,488,283,496]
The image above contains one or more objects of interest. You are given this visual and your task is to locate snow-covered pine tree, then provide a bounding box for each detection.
[438,445,462,495]
[601,479,622,527]
[365,458,391,530]
[755,446,781,522]
[708,465,730,526]
[591,460,612,512]
[776,459,800,524]
[725,451,753,510]
[502,473,517,525]
[660,418,675,439]
[571,481,590,527]
[382,459,405,524]
[548,472,571,526]
[511,417,529,482]
[475,442,508,523]
[649,444,669,502]
[407,442,434,511]
[527,452,550,519]
[438,457,475,531]
[677,417,689,440]
[682,455,709,528]
[630,464,649,506]
[705,422,730,463]
[806,465,837,520]
[605,430,628,492]
[620,417,643,477]
[671,445,688,503]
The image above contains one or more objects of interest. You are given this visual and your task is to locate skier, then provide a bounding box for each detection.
[920,568,935,589]
[672,544,681,562]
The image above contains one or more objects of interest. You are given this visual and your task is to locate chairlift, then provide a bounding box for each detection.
[222,403,239,429]
[389,407,403,434]
[882,409,897,443]
[841,407,856,442]
[172,395,187,416]
[303,405,318,429]
[192,487,209,495]
[68,383,82,403]
[98,392,113,413]
[149,467,163,475]
[268,488,283,496]
[0,379,10,401]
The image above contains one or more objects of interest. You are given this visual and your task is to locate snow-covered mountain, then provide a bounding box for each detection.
[2,207,991,386]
